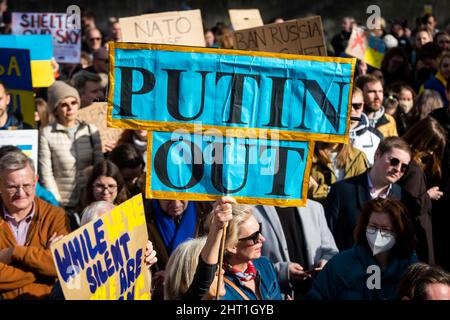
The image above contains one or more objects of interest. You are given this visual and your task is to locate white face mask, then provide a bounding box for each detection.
[366,228,396,256]
[399,100,414,113]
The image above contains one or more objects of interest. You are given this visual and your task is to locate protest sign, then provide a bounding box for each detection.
[0,48,35,127]
[12,12,81,64]
[345,26,386,69]
[107,42,355,205]
[77,102,123,153]
[0,130,38,169]
[229,9,263,31]
[0,34,55,87]
[233,16,327,56]
[51,194,151,300]
[107,43,354,142]
[119,9,205,46]
[147,130,313,206]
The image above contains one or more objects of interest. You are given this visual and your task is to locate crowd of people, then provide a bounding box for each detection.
[1,2,450,300]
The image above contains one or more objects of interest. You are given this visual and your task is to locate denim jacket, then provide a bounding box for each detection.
[222,256,282,300]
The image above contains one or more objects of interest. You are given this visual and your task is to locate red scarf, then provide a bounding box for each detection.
[229,261,257,281]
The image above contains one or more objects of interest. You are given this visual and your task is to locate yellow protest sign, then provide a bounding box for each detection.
[51,194,150,300]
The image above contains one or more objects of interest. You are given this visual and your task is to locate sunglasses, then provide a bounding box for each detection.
[238,223,262,245]
[388,156,409,173]
[352,102,363,110]
[89,37,101,41]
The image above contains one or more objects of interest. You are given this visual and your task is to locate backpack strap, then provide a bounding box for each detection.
[223,277,250,300]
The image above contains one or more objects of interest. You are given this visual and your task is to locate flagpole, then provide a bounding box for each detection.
[215,223,227,300]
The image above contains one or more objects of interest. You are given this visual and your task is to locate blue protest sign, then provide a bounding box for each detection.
[108,43,356,142]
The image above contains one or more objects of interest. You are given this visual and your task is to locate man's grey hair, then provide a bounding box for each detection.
[71,70,101,94]
[80,200,115,226]
[0,151,35,173]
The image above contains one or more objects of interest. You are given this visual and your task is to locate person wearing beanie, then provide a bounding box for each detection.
[39,81,103,228]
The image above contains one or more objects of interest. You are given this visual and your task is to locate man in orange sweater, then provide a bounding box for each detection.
[0,151,70,299]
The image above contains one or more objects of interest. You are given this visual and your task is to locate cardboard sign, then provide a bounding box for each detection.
[234,16,327,56]
[119,9,205,46]
[147,130,313,206]
[77,102,123,153]
[229,9,264,31]
[12,12,81,64]
[51,194,151,300]
[0,34,55,87]
[345,26,386,69]
[0,130,39,170]
[0,48,35,127]
[107,43,354,141]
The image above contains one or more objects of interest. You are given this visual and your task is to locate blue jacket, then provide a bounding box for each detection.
[307,244,417,300]
[222,257,282,300]
[36,182,59,206]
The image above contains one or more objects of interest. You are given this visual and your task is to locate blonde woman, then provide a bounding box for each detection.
[222,204,282,300]
[164,197,235,300]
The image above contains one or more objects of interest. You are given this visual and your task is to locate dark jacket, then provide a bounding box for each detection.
[0,114,32,130]
[307,244,417,300]
[324,171,403,251]
[398,161,434,263]
[145,200,212,272]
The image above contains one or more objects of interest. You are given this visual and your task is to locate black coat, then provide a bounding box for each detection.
[324,171,403,251]
[398,161,433,263]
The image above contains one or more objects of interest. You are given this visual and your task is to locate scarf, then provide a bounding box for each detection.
[228,260,258,282]
[152,200,197,255]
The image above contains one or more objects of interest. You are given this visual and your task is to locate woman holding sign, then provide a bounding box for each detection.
[221,204,282,300]
[164,196,235,300]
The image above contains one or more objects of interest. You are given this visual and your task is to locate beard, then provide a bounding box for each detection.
[365,102,381,113]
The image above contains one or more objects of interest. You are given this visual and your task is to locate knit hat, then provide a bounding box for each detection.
[47,80,80,114]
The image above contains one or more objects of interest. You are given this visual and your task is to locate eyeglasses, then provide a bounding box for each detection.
[387,156,409,173]
[367,226,395,237]
[238,223,262,245]
[4,183,35,194]
[89,37,101,42]
[93,184,118,193]
[352,102,363,110]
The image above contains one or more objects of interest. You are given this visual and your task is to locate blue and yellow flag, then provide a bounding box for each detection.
[0,34,55,87]
[0,47,35,127]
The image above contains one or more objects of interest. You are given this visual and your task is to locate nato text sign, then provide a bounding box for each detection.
[0,130,38,170]
[51,194,150,300]
[0,48,35,126]
[119,10,205,46]
[108,43,355,142]
[229,9,263,31]
[12,12,81,64]
[147,131,313,206]
[234,16,327,56]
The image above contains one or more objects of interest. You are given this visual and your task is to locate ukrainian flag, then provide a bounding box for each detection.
[0,35,55,87]
[364,36,386,70]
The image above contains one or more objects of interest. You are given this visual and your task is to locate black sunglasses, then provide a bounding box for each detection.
[389,157,409,173]
[238,223,262,245]
[352,102,363,110]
